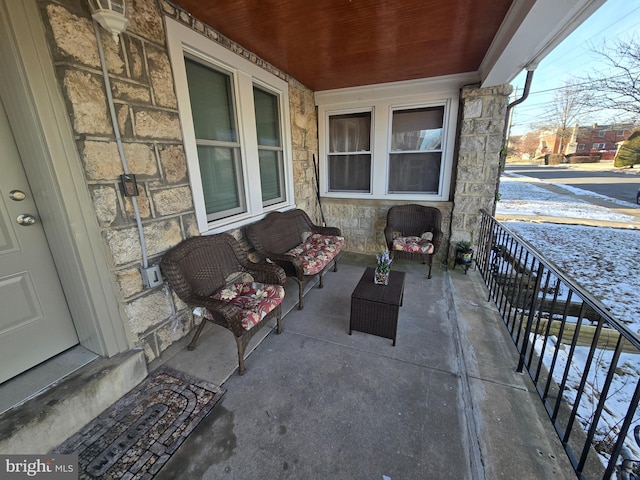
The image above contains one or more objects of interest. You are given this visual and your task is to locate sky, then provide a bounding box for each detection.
[509,0,640,136]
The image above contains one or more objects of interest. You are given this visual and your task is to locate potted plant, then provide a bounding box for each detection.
[374,249,392,285]
[454,240,474,272]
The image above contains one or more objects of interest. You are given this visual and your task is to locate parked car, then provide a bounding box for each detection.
[637,186,640,205]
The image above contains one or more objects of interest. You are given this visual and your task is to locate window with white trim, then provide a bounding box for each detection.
[184,58,245,220]
[317,79,460,201]
[577,144,585,150]
[593,143,606,149]
[166,18,293,233]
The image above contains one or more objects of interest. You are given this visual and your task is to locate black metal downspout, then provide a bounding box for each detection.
[493,68,535,215]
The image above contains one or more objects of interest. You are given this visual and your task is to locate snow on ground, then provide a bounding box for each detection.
[496,171,640,470]
[497,175,640,331]
[498,177,636,222]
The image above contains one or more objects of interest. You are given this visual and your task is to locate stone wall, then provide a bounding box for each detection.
[451,84,512,257]
[289,78,322,224]
[38,0,320,361]
[321,199,453,267]
[36,0,509,361]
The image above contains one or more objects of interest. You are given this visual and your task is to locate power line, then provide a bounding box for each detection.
[518,74,629,98]
[522,0,640,73]
[540,3,640,70]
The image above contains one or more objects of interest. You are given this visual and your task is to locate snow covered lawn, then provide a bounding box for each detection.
[496,172,640,470]
[497,175,639,331]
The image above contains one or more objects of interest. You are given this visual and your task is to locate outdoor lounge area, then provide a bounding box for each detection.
[0,1,617,477]
[147,253,576,479]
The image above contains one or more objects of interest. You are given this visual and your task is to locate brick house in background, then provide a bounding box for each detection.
[535,123,638,160]
[536,128,562,156]
[565,123,638,160]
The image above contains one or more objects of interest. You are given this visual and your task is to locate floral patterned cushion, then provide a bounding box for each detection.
[286,233,345,276]
[392,236,434,255]
[205,282,285,331]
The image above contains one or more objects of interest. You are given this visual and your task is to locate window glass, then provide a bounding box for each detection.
[185,59,236,142]
[389,107,444,194]
[254,87,280,147]
[253,87,285,205]
[328,112,371,192]
[330,112,371,152]
[389,152,441,193]
[329,154,371,192]
[197,145,243,214]
[391,107,443,151]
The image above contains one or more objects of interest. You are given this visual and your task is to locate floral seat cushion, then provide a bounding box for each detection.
[392,235,434,255]
[285,233,345,276]
[205,282,285,331]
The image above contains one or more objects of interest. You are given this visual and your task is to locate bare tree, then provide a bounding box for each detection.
[587,39,640,116]
[537,79,591,154]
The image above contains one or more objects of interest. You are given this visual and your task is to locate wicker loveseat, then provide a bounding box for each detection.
[384,204,443,279]
[160,233,286,375]
[246,209,344,310]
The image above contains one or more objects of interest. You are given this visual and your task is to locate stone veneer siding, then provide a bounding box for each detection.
[38,0,321,361]
[37,0,510,362]
[450,84,512,258]
[321,199,453,268]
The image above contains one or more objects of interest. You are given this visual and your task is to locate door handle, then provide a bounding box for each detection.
[16,214,37,226]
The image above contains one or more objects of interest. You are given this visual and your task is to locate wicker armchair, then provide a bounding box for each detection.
[384,204,443,279]
[160,233,286,375]
[246,209,344,310]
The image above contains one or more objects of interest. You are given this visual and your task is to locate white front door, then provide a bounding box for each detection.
[0,97,78,384]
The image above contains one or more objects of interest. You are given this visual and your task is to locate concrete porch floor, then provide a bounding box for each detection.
[147,252,576,480]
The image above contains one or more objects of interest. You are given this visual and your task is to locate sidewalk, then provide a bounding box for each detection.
[149,253,576,479]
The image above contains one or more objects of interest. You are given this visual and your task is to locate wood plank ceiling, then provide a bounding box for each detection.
[170,0,514,91]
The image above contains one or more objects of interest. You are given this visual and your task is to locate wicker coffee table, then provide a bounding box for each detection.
[350,267,405,345]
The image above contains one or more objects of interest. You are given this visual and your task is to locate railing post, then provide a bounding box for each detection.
[517,262,544,373]
[475,210,640,480]
[603,373,640,479]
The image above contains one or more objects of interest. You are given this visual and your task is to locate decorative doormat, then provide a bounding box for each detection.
[53,366,225,479]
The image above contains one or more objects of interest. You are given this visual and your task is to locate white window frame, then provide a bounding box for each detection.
[166,18,294,233]
[387,104,446,195]
[577,144,585,150]
[316,76,467,201]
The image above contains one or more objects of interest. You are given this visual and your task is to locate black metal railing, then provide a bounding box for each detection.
[476,209,640,480]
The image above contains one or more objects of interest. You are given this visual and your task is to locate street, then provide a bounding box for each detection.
[505,163,640,205]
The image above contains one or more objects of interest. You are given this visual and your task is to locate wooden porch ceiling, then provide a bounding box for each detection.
[170,0,514,91]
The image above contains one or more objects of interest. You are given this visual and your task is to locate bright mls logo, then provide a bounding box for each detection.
[1,455,78,479]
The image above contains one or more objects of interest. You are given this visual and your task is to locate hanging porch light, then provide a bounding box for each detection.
[87,0,129,44]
